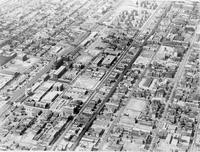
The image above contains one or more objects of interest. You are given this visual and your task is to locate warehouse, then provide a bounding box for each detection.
[42,91,59,103]
[53,66,66,79]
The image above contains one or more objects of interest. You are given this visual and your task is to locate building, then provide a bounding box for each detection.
[53,66,66,79]
[35,101,49,109]
[18,53,28,61]
[92,55,104,67]
[101,55,116,67]
[0,52,17,66]
[42,91,59,103]
[54,82,64,91]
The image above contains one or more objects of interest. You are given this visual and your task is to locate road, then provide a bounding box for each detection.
[98,40,160,151]
[148,21,198,152]
[96,2,166,148]
[0,0,124,122]
[49,0,127,150]
[69,1,173,150]
[50,31,136,151]
[190,112,200,152]
[0,0,93,117]
[0,0,90,120]
[0,56,56,119]
[70,0,126,84]
[139,1,166,32]
[70,44,142,151]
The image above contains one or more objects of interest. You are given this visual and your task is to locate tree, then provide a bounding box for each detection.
[80,64,85,70]
[73,106,80,114]
[68,115,74,121]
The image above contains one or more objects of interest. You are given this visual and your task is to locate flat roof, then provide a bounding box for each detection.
[54,66,66,75]
[43,91,59,101]
[102,55,115,65]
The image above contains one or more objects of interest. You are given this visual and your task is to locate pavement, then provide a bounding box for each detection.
[97,4,164,149]
[0,0,93,119]
[70,44,142,151]
[68,1,173,150]
[0,57,56,119]
[49,0,126,150]
[0,0,111,122]
[51,29,135,151]
[148,16,198,152]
